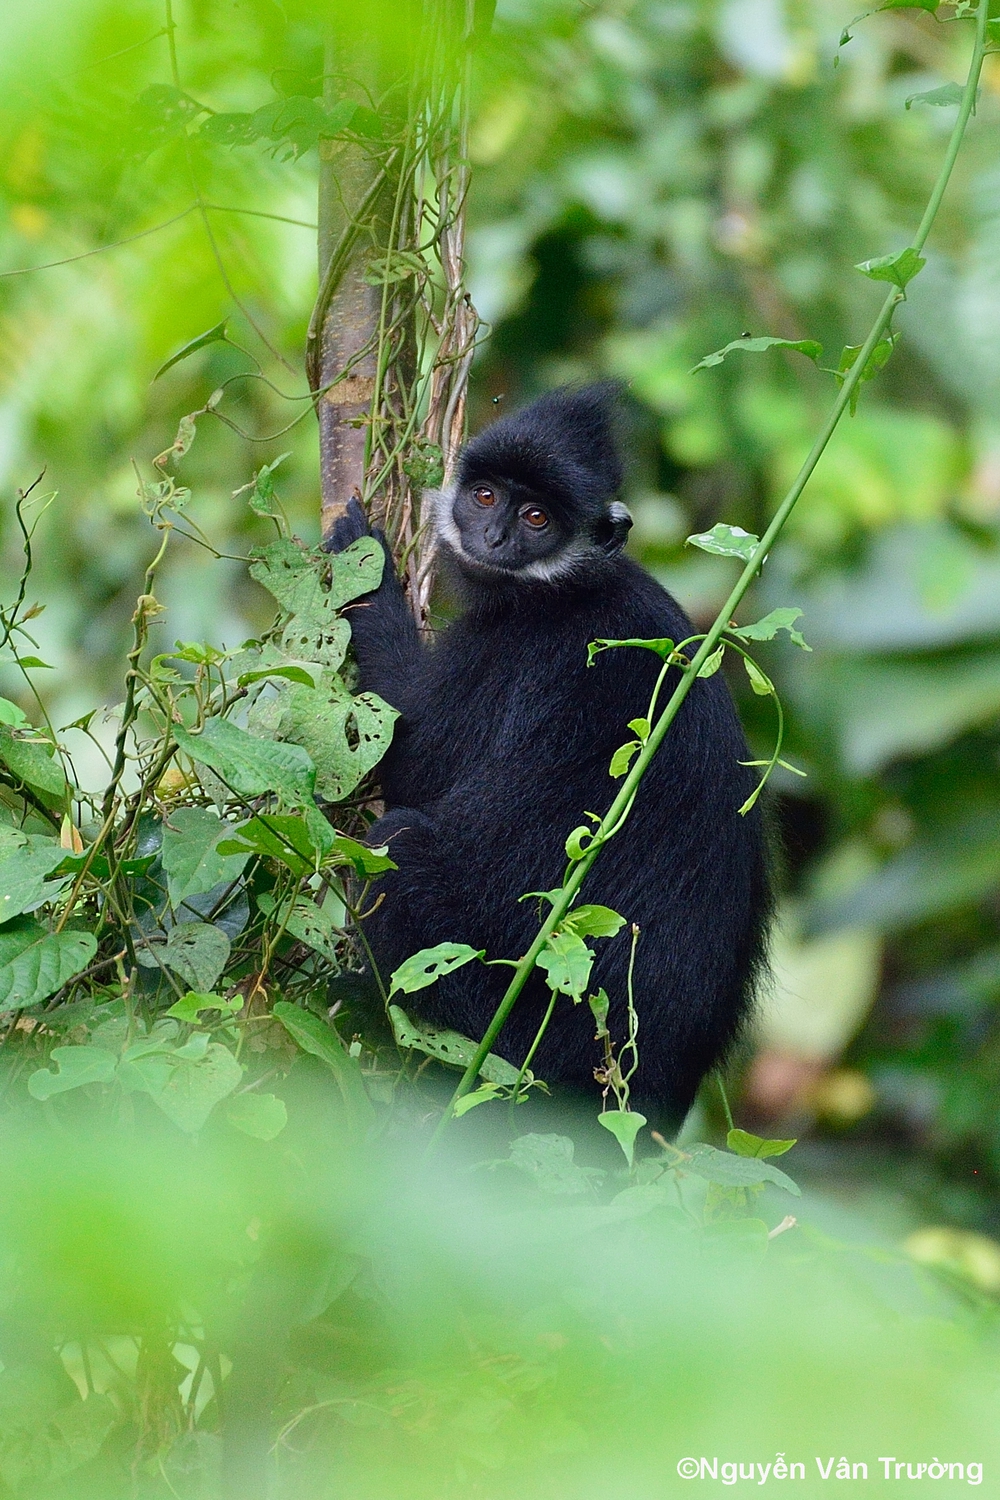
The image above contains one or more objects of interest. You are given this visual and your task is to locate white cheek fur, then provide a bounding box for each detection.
[424,485,587,581]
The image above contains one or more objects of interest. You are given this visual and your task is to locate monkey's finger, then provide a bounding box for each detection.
[325,496,371,552]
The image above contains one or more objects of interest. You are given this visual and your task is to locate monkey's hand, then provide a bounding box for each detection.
[323,498,421,704]
[325,496,375,554]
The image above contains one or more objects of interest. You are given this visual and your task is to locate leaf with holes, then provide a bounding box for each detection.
[273,685,398,801]
[389,1004,520,1085]
[691,336,822,373]
[389,942,485,997]
[249,538,330,617]
[161,923,231,992]
[687,524,760,562]
[161,806,250,907]
[0,924,97,1012]
[257,892,341,964]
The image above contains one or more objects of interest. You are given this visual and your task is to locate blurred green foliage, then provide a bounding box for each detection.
[0,1100,996,1498]
[1,0,1000,1224]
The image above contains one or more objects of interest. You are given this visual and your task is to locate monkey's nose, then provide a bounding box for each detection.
[484,524,505,548]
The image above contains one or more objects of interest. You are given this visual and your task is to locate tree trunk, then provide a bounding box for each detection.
[311,28,392,544]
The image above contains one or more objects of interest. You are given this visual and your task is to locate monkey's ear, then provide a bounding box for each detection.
[595,501,633,556]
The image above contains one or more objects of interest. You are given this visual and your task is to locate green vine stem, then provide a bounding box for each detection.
[428,0,991,1144]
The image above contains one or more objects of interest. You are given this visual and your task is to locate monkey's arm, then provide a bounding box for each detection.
[326,498,423,709]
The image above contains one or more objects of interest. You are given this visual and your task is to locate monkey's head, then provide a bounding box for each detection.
[430,384,632,582]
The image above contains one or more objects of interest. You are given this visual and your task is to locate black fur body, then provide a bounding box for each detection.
[329,389,770,1129]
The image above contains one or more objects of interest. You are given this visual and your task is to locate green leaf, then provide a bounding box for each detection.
[164,991,242,1023]
[219,812,330,875]
[690,336,822,374]
[0,725,67,805]
[453,1082,503,1116]
[0,926,97,1012]
[161,806,250,907]
[327,835,396,876]
[149,1042,243,1133]
[697,644,725,677]
[173,717,317,804]
[609,740,641,778]
[565,825,595,861]
[627,717,650,741]
[854,248,925,290]
[243,451,290,518]
[562,904,627,939]
[17,657,54,670]
[226,1091,288,1140]
[506,1133,603,1195]
[0,698,29,728]
[200,110,258,146]
[272,1001,374,1128]
[153,320,228,381]
[686,524,760,561]
[730,608,811,651]
[237,663,318,688]
[835,334,897,414]
[269,684,398,801]
[160,922,231,992]
[743,657,774,696]
[28,1045,118,1100]
[257,892,341,964]
[727,1128,797,1159]
[389,942,484,996]
[588,637,674,665]
[598,1110,648,1167]
[588,987,610,1040]
[0,833,69,920]
[536,930,594,1001]
[389,1004,521,1085]
[682,1143,801,1195]
[905,83,967,110]
[250,533,384,622]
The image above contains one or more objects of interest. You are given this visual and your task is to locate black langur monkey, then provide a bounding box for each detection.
[328,386,771,1130]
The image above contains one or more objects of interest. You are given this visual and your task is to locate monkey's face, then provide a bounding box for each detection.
[440,480,576,579]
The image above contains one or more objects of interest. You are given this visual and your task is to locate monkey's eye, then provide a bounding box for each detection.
[521,507,549,529]
[473,486,496,506]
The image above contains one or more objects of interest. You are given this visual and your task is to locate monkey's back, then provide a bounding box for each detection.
[366,556,770,1129]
